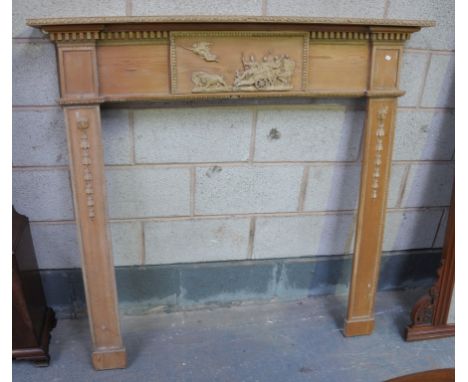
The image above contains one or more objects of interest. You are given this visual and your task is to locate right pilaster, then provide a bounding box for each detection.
[345,32,405,336]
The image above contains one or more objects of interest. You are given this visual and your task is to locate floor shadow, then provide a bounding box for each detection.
[322,292,348,331]
[389,287,430,339]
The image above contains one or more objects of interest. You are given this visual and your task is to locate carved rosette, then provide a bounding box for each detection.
[77,117,95,219]
[371,106,388,199]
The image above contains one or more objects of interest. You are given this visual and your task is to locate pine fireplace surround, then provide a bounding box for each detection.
[27,16,433,370]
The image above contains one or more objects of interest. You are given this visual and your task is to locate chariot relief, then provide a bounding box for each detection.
[190,51,296,93]
[233,53,295,91]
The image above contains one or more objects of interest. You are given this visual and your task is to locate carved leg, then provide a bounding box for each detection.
[64,106,127,369]
[344,98,397,336]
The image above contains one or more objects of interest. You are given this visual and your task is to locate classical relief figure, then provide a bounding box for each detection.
[184,42,218,62]
[192,71,230,92]
[192,54,296,93]
[233,53,296,91]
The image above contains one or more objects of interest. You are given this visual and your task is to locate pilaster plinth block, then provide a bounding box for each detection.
[92,348,127,370]
[344,318,375,337]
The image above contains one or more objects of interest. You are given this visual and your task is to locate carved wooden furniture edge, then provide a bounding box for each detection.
[26,16,435,28]
[384,368,455,382]
[27,16,434,43]
[405,188,455,341]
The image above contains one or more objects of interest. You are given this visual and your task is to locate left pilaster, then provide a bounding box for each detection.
[57,41,127,370]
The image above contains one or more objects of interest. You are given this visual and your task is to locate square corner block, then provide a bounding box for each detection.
[13,108,68,166]
[110,221,143,266]
[132,0,262,16]
[105,167,191,219]
[13,0,126,38]
[266,0,385,18]
[134,108,252,163]
[195,165,304,215]
[392,109,454,161]
[398,52,430,108]
[420,54,455,108]
[401,162,454,208]
[383,209,444,251]
[101,109,133,165]
[253,213,355,259]
[30,222,80,269]
[13,169,74,221]
[387,0,454,51]
[13,42,60,106]
[255,106,364,162]
[144,218,250,265]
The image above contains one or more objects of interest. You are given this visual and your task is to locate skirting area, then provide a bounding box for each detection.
[40,249,442,318]
[13,289,454,381]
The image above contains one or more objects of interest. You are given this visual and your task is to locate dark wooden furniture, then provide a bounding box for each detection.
[12,207,56,366]
[405,189,455,341]
[385,368,455,382]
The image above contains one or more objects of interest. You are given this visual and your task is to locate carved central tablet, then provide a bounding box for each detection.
[170,31,308,95]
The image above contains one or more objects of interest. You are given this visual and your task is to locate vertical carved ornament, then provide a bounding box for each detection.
[409,264,443,326]
[406,188,454,341]
[371,106,389,199]
[77,116,95,219]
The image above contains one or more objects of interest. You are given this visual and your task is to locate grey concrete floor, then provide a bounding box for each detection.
[13,289,454,382]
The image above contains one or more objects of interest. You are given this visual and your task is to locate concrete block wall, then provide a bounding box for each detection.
[13,1,454,271]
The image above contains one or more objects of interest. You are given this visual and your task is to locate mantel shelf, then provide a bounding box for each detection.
[27,15,435,28]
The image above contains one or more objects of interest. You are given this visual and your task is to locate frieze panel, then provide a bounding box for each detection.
[170,31,308,95]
